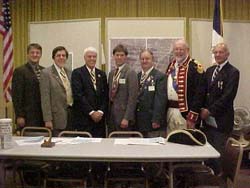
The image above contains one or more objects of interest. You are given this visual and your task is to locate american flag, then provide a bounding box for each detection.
[0,0,14,102]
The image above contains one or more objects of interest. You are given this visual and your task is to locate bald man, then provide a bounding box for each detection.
[166,39,205,133]
[71,47,108,138]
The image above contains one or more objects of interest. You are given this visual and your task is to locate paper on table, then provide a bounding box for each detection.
[114,137,166,145]
[15,136,44,146]
[53,137,102,145]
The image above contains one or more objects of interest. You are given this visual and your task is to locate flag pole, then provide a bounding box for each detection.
[5,103,8,118]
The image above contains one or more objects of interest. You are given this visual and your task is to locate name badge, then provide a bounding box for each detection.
[148,86,155,91]
[119,79,126,84]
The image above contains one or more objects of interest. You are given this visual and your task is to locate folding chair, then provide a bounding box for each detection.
[104,131,149,188]
[43,131,93,188]
[5,127,52,188]
[187,137,244,188]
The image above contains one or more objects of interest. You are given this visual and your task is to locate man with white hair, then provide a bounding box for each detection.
[201,42,239,174]
[166,39,205,133]
[71,47,108,138]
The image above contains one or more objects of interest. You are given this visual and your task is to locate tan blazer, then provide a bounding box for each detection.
[108,64,138,132]
[40,65,71,130]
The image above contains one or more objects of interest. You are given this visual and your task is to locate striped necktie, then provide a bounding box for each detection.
[90,70,96,90]
[35,65,41,80]
[110,68,119,101]
[212,65,220,82]
[140,73,147,88]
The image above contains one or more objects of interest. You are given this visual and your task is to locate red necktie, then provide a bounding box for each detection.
[110,68,119,101]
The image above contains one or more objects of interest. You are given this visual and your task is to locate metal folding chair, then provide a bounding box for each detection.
[43,131,93,188]
[104,131,149,188]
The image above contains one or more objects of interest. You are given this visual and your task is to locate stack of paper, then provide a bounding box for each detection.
[16,136,44,146]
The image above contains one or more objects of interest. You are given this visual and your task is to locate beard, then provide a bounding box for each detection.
[175,56,186,63]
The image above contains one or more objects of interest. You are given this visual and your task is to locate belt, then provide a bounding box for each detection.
[168,100,179,108]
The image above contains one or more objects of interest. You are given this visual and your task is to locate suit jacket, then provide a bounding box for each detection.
[203,62,240,133]
[12,63,44,126]
[40,65,71,130]
[108,64,138,131]
[71,65,108,137]
[136,68,167,132]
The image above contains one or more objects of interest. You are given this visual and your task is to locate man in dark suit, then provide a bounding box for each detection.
[12,43,44,130]
[136,49,167,138]
[71,47,108,138]
[166,39,205,133]
[201,43,240,174]
[40,46,73,136]
[108,44,138,133]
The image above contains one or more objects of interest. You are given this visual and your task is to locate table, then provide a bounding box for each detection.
[0,137,220,188]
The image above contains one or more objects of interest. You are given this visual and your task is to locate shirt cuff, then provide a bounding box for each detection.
[97,110,104,115]
[186,111,199,123]
[89,111,95,116]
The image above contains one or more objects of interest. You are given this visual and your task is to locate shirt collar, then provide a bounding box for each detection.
[142,66,154,75]
[116,63,126,72]
[216,60,228,71]
[28,61,38,69]
[86,65,95,74]
[54,63,65,74]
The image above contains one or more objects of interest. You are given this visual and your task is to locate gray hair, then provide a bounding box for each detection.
[83,47,97,56]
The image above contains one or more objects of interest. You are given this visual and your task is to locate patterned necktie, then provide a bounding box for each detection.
[35,65,41,80]
[90,70,96,90]
[212,65,220,82]
[140,73,147,88]
[110,68,119,101]
[60,69,73,106]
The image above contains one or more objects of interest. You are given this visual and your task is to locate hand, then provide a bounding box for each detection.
[120,119,129,129]
[90,111,103,123]
[45,121,53,130]
[200,108,210,120]
[186,120,195,129]
[95,111,104,123]
[16,117,25,128]
[152,122,160,129]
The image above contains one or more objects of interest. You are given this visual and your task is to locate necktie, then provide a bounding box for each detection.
[212,65,220,82]
[35,65,41,80]
[110,68,119,101]
[60,69,73,106]
[90,70,96,90]
[140,73,147,88]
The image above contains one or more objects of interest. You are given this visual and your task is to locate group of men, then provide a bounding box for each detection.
[12,39,239,175]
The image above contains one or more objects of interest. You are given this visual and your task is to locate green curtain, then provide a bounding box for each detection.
[10,0,250,68]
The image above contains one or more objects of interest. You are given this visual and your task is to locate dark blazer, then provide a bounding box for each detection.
[12,63,44,126]
[203,62,240,133]
[108,64,138,132]
[136,68,167,132]
[40,65,72,130]
[71,65,108,137]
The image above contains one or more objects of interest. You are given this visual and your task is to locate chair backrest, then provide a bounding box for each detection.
[58,131,92,138]
[108,131,143,138]
[222,137,243,186]
[21,126,52,137]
